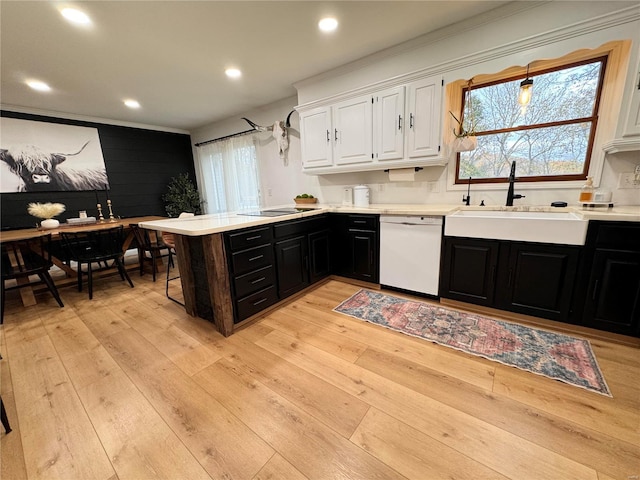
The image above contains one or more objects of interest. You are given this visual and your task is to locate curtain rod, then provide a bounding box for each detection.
[194,129,255,147]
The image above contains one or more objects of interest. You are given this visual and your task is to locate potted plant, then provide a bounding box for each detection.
[163,173,202,217]
[28,202,66,229]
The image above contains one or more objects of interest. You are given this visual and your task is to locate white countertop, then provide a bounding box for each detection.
[139,203,640,236]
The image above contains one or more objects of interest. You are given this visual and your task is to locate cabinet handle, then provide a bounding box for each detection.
[507,268,513,288]
[253,297,268,306]
[491,265,497,283]
[398,115,402,130]
[249,254,264,262]
[326,129,330,142]
[246,235,262,241]
[410,113,414,129]
[250,276,266,284]
[335,128,338,142]
[592,279,600,301]
[354,220,366,224]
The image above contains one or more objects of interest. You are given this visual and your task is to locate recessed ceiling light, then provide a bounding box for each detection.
[26,80,51,92]
[60,7,91,25]
[124,99,141,109]
[319,17,338,33]
[225,68,242,79]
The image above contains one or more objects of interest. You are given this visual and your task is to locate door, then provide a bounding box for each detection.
[375,86,405,161]
[300,106,333,168]
[583,249,640,336]
[274,236,309,298]
[333,95,373,165]
[308,230,331,284]
[406,76,442,158]
[499,242,579,322]
[348,230,379,282]
[440,237,499,306]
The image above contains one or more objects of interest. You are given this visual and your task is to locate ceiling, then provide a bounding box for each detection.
[1,1,511,132]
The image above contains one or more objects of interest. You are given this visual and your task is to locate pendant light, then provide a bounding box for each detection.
[518,64,533,106]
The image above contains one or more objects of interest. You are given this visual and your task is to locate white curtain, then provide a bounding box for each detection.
[195,134,261,214]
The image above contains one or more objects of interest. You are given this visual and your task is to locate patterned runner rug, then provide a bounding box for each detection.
[334,289,611,396]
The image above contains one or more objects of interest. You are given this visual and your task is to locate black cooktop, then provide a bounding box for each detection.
[237,208,313,217]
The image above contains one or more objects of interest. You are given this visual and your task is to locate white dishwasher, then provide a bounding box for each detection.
[379,215,443,296]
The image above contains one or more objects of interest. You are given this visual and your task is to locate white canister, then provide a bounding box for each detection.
[342,187,353,206]
[353,185,370,207]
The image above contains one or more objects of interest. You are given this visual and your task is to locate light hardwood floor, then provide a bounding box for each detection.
[1,274,638,480]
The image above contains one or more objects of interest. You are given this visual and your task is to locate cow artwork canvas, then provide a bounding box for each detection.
[0,117,109,192]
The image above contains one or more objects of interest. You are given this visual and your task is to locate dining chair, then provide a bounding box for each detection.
[60,226,134,300]
[1,233,64,324]
[129,224,171,282]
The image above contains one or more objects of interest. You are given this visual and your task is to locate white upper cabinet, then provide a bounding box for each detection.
[622,56,640,137]
[333,95,374,165]
[374,86,405,162]
[298,75,445,174]
[300,106,333,168]
[406,77,442,158]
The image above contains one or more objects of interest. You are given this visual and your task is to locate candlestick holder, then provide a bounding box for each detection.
[107,199,117,223]
[97,203,106,223]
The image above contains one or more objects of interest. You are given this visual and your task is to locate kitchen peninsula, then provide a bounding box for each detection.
[140,204,640,337]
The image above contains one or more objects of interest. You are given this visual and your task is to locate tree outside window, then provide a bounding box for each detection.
[456,57,607,184]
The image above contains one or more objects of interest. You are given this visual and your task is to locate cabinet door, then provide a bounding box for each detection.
[583,249,640,336]
[348,230,379,282]
[440,237,499,306]
[300,106,333,168]
[333,95,373,165]
[274,236,309,298]
[499,243,579,322]
[308,230,331,284]
[406,77,442,158]
[374,86,405,161]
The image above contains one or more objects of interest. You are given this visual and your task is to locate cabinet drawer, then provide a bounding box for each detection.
[348,215,378,231]
[236,285,278,322]
[274,215,329,238]
[228,226,273,251]
[231,244,273,275]
[595,223,640,250]
[234,264,276,299]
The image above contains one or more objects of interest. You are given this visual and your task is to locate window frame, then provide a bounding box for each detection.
[454,55,608,186]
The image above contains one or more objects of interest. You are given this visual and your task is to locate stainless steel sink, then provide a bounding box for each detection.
[444,209,588,245]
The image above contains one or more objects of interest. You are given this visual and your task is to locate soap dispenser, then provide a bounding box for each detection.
[579,176,594,202]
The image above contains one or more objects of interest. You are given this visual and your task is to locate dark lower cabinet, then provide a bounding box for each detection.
[440,237,498,307]
[441,236,580,323]
[308,230,331,284]
[274,235,309,298]
[582,250,640,335]
[498,242,579,322]
[577,221,640,337]
[332,213,379,283]
[224,214,332,324]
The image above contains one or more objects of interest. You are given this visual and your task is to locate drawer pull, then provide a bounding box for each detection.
[246,235,262,241]
[353,220,366,224]
[250,276,266,284]
[253,297,268,306]
[249,255,264,262]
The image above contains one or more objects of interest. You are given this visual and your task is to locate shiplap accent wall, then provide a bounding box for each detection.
[1,111,195,229]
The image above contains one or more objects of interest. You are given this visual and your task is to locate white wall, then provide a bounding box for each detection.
[192,1,640,208]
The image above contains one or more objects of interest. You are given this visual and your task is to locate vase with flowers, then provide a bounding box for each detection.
[28,202,66,229]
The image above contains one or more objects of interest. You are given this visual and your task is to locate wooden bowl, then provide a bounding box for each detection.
[294,197,318,204]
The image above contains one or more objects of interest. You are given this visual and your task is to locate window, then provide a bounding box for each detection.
[455,56,607,185]
[196,134,261,214]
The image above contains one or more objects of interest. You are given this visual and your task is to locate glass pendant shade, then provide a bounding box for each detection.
[518,76,533,106]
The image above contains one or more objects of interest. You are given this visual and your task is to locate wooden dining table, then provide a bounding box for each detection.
[1,216,164,307]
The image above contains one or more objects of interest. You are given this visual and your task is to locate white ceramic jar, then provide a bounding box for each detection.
[353,185,370,207]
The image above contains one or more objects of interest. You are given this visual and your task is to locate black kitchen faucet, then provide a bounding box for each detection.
[506,161,525,206]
